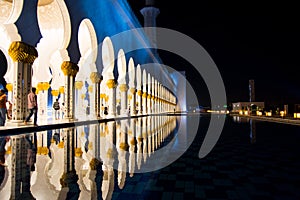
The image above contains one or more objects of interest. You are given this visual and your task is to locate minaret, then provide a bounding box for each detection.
[249,79,255,102]
[140,0,160,55]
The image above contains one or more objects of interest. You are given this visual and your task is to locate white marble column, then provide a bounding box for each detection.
[117,49,128,117]
[142,69,147,115]
[8,41,38,124]
[147,73,152,115]
[128,58,136,116]
[61,61,79,120]
[136,64,142,115]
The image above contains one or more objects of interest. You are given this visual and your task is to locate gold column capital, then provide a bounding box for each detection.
[61,61,79,77]
[142,92,147,98]
[6,83,13,92]
[137,90,142,96]
[90,72,102,83]
[59,86,65,94]
[75,81,83,89]
[51,90,59,96]
[119,84,128,92]
[8,41,38,64]
[106,79,116,89]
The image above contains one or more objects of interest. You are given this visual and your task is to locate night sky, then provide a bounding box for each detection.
[127,1,300,108]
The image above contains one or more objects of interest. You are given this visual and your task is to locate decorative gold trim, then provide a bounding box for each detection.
[75,81,83,89]
[59,86,64,94]
[130,88,136,94]
[8,41,38,64]
[90,72,101,83]
[137,90,142,96]
[6,83,13,92]
[58,141,64,148]
[142,92,147,98]
[51,90,59,96]
[61,61,79,76]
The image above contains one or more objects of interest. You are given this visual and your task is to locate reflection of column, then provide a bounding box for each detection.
[58,127,80,199]
[61,61,79,120]
[10,136,35,199]
[8,41,38,123]
[127,119,135,175]
[142,116,148,163]
[147,116,152,156]
[102,121,115,200]
[136,117,143,170]
[117,120,127,189]
[101,164,114,200]
[250,119,256,144]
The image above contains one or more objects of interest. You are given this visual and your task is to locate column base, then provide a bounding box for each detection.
[5,119,28,127]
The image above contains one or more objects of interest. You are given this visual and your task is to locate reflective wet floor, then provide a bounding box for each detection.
[1,114,300,199]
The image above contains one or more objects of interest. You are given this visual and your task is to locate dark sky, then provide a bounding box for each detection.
[127,1,300,107]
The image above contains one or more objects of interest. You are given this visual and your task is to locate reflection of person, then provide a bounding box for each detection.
[25,134,37,171]
[53,98,60,120]
[24,87,38,126]
[0,136,9,166]
[6,101,12,120]
[0,89,7,126]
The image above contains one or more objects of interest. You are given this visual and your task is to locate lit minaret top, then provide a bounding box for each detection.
[140,0,159,55]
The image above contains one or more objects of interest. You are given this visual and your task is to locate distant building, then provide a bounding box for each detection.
[232,102,265,114]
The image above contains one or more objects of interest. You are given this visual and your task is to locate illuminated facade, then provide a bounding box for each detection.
[0,0,183,126]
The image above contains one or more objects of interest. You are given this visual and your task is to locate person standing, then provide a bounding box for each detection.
[53,98,60,120]
[0,89,7,126]
[24,87,38,126]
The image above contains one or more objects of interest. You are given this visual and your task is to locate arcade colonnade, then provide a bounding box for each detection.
[0,0,177,125]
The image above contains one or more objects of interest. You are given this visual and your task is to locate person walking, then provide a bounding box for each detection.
[0,89,7,126]
[24,87,38,126]
[53,98,60,120]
